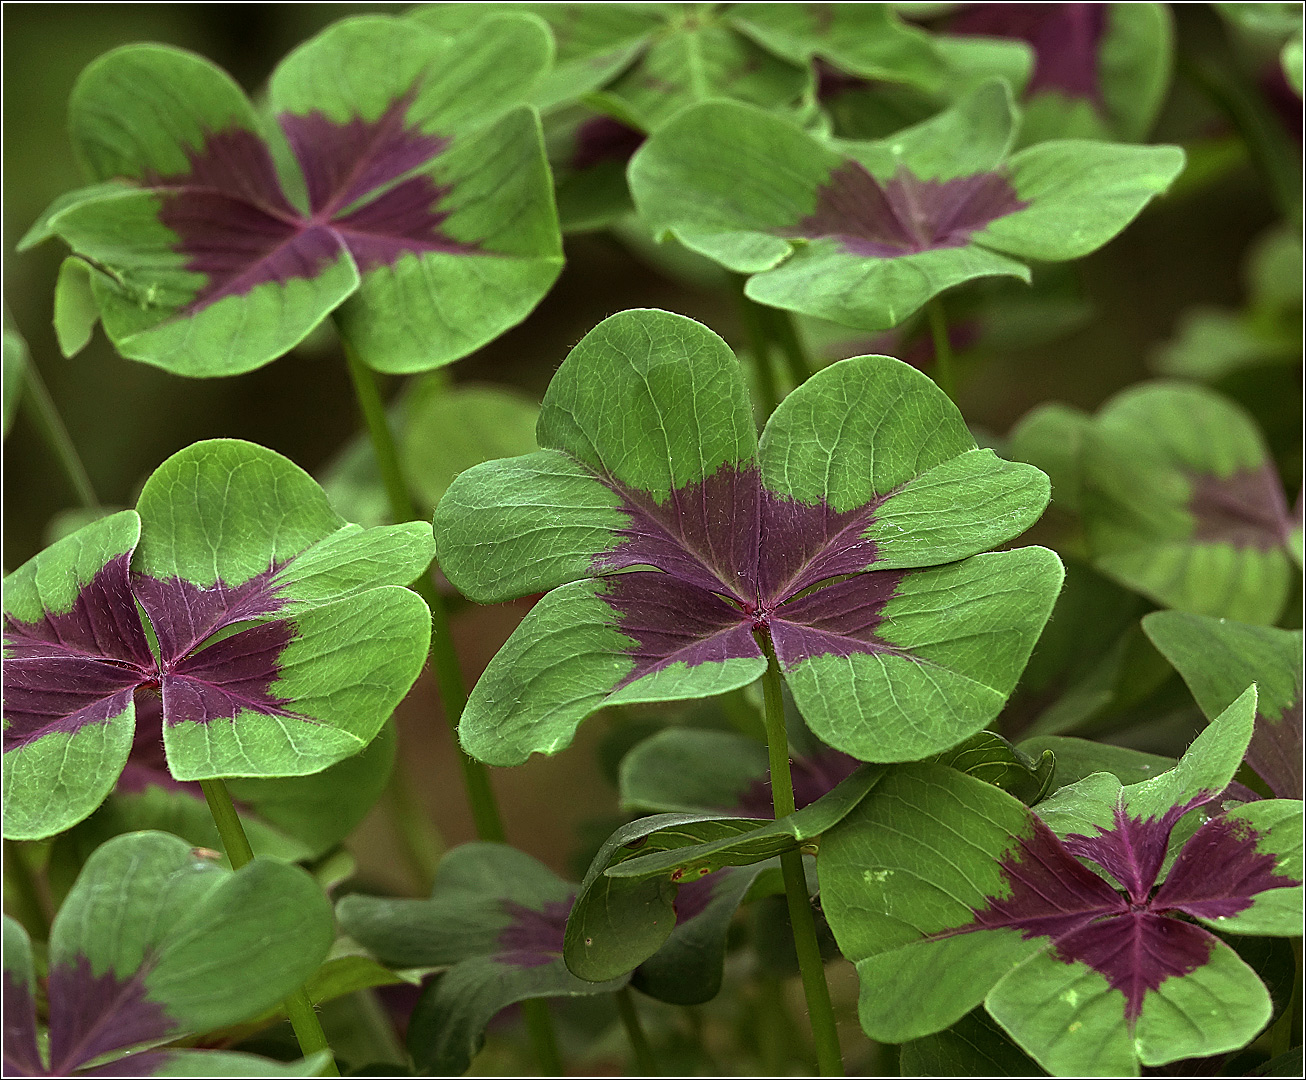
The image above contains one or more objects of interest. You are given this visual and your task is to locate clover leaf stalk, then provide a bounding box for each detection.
[761,303,814,389]
[343,343,507,847]
[615,987,658,1075]
[199,778,339,1076]
[733,277,783,420]
[16,347,99,511]
[927,297,957,403]
[756,631,845,1077]
[2,838,50,942]
[344,344,568,1075]
[521,993,564,1076]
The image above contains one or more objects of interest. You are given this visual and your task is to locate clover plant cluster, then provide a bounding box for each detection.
[3,3,1301,1078]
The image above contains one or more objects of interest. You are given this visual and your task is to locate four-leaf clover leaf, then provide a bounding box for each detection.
[433,308,1063,766]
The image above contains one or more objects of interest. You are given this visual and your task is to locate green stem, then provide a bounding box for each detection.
[199,778,255,867]
[733,277,781,420]
[19,354,99,510]
[342,344,507,845]
[615,987,658,1075]
[283,990,338,1072]
[199,779,339,1076]
[1269,938,1301,1059]
[521,998,563,1076]
[756,974,794,1076]
[762,305,813,389]
[343,346,562,1069]
[682,1006,724,1075]
[1178,54,1302,226]
[756,635,844,1077]
[926,298,956,403]
[2,839,50,941]
[385,758,443,894]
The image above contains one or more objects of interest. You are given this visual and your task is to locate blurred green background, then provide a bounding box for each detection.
[3,3,1300,894]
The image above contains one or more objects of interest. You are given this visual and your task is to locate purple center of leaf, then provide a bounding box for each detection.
[785,162,1027,259]
[3,555,298,752]
[570,116,646,172]
[147,94,477,313]
[115,692,197,796]
[814,58,872,103]
[1187,464,1293,552]
[2,968,43,1076]
[45,955,177,1075]
[959,798,1296,1020]
[950,3,1108,102]
[1248,697,1303,801]
[495,897,574,968]
[589,463,910,688]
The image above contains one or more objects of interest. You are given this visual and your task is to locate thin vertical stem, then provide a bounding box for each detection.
[733,277,782,420]
[1269,938,1301,1059]
[199,779,256,867]
[682,1006,725,1075]
[199,779,339,1076]
[3,839,50,941]
[18,354,99,510]
[282,992,338,1072]
[762,305,813,389]
[344,345,561,1073]
[756,974,795,1076]
[1178,54,1301,226]
[385,759,443,894]
[756,634,845,1077]
[926,298,956,403]
[521,998,563,1075]
[342,344,507,845]
[615,987,658,1075]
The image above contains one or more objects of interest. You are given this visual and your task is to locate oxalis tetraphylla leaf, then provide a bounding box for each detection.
[628,80,1185,331]
[338,843,628,1076]
[819,686,1304,1077]
[19,14,562,375]
[415,3,1036,233]
[1079,381,1298,626]
[414,2,948,129]
[432,308,1063,767]
[2,439,433,841]
[2,831,333,1076]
